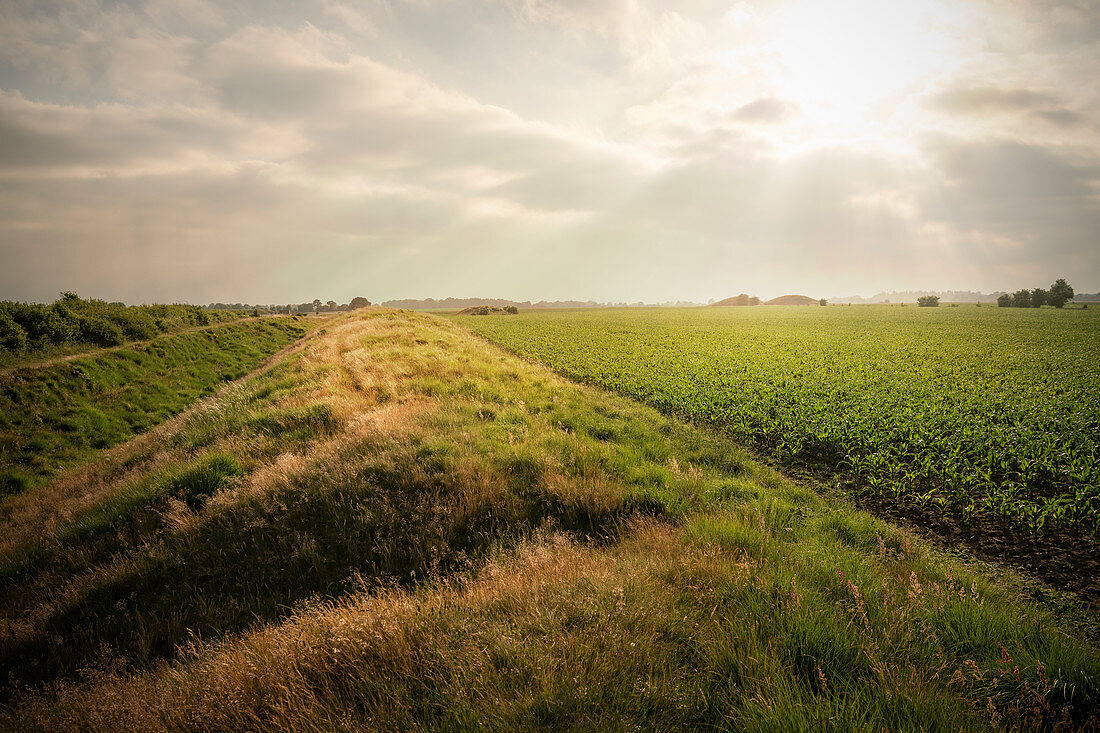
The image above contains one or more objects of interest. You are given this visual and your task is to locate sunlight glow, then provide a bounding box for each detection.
[771,0,969,115]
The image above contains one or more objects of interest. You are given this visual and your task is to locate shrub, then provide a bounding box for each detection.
[0,295,260,357]
[109,309,158,340]
[11,304,78,344]
[917,295,940,307]
[997,294,1013,307]
[0,310,28,352]
[46,309,80,343]
[78,316,124,347]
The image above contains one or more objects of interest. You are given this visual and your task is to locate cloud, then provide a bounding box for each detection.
[730,97,798,124]
[0,91,299,174]
[0,0,1098,303]
[930,85,1087,128]
[933,86,1059,114]
[918,135,1100,277]
[1033,108,1083,127]
[923,135,1099,207]
[0,15,658,301]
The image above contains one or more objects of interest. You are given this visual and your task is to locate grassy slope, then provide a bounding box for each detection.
[1,310,1097,731]
[0,305,251,370]
[0,317,311,496]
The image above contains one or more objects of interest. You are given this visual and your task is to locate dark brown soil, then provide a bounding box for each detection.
[854,491,1100,610]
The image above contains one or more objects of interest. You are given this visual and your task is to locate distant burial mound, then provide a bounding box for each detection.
[764,294,818,306]
[456,305,519,316]
[710,294,762,307]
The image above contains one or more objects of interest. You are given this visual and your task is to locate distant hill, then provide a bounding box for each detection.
[764,294,818,306]
[456,305,518,316]
[1075,292,1100,302]
[710,294,761,307]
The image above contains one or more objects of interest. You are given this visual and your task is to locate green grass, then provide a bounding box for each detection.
[456,305,1100,539]
[0,317,309,496]
[0,294,253,368]
[0,309,1097,731]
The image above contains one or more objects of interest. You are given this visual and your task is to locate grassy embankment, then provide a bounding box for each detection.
[1,309,1097,731]
[0,294,253,370]
[0,317,311,496]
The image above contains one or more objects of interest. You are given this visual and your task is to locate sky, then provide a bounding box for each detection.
[1,0,1098,305]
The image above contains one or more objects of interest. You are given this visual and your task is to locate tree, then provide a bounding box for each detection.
[1048,278,1074,308]
[1030,288,1048,308]
[311,299,322,312]
[917,295,940,307]
[997,293,1013,307]
[1012,289,1031,308]
[325,300,337,311]
[350,296,371,309]
[818,298,827,306]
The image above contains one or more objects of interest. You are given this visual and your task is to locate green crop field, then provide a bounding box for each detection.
[457,306,1100,540]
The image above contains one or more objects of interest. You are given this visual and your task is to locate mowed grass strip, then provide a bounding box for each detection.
[0,317,310,496]
[0,310,1097,731]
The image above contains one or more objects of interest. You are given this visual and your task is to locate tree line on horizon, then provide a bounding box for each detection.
[0,293,378,356]
[211,297,371,314]
[996,278,1074,308]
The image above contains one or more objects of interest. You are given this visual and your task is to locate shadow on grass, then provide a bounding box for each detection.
[0,441,664,693]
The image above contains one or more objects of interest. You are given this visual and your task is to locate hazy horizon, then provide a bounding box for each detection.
[2,0,1098,305]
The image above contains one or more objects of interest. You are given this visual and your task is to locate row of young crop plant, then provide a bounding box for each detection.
[457,306,1100,540]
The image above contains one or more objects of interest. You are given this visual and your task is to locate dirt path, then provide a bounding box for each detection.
[0,326,321,558]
